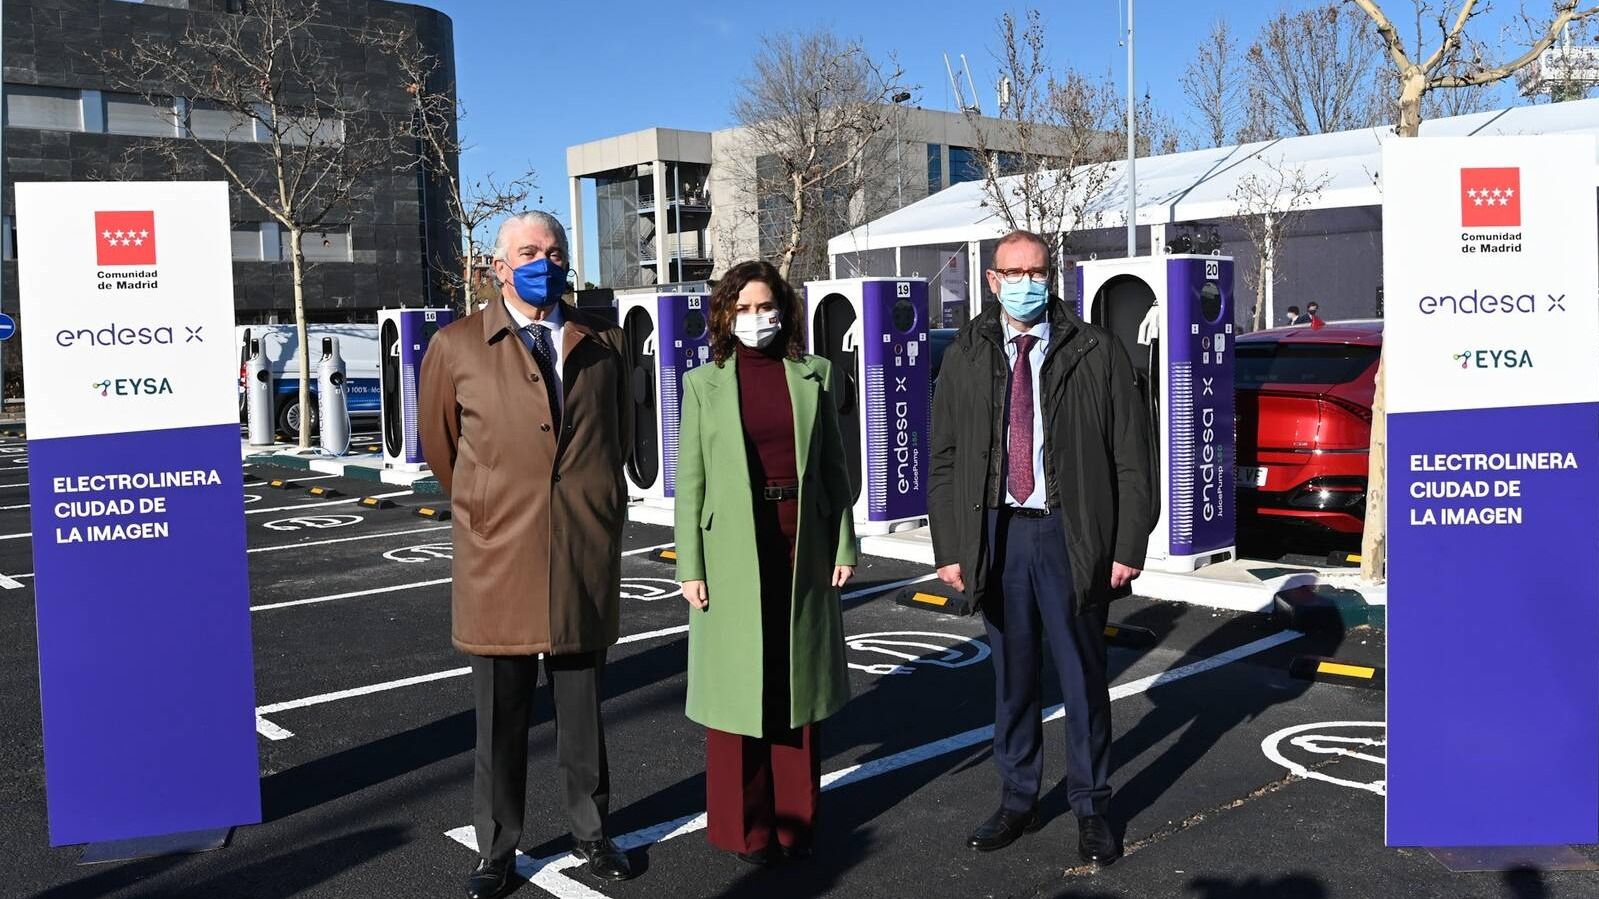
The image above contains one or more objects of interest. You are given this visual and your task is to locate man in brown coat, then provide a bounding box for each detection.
[420,211,635,898]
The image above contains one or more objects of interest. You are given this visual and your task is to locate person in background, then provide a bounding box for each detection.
[1306,301,1324,328]
[1285,305,1309,326]
[674,259,858,866]
[927,229,1157,867]
[420,211,636,898]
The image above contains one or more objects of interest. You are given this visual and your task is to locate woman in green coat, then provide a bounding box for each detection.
[674,259,858,865]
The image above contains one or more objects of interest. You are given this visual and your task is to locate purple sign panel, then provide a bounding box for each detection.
[1388,402,1599,845]
[1165,258,1235,557]
[657,294,711,498]
[860,280,930,524]
[30,423,260,845]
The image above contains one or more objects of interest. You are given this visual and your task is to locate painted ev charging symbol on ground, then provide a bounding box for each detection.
[262,513,365,532]
[846,631,991,676]
[1261,720,1386,796]
[619,578,683,601]
[384,543,453,563]
[243,493,261,504]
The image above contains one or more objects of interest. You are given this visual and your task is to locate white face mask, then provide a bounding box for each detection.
[733,310,782,349]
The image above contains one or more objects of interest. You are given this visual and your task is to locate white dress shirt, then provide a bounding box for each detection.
[505,299,564,413]
[1001,317,1049,509]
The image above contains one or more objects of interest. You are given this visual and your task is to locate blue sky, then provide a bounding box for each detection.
[422,0,1534,251]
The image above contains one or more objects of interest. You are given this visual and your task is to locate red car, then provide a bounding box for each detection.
[1234,319,1381,547]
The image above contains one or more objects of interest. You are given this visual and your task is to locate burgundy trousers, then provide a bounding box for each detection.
[705,723,821,853]
[705,489,822,853]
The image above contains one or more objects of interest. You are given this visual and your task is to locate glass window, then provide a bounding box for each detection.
[926,143,942,195]
[279,112,343,146]
[190,100,256,141]
[2,84,83,131]
[1235,342,1380,388]
[2,216,14,261]
[949,146,984,185]
[231,224,264,260]
[283,228,351,262]
[103,92,177,137]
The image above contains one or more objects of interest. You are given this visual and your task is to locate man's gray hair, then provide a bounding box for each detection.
[492,210,569,263]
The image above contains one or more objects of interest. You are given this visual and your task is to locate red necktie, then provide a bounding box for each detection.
[1007,334,1037,501]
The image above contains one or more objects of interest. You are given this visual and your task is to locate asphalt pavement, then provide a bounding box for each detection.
[0,434,1594,898]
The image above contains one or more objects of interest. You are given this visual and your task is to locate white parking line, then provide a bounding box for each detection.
[251,577,452,612]
[245,471,344,483]
[251,573,935,740]
[0,572,24,590]
[0,482,27,489]
[443,628,1305,897]
[245,489,413,516]
[0,476,392,532]
[252,543,671,614]
[248,524,451,554]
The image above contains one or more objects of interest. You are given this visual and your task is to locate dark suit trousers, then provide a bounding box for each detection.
[983,509,1112,817]
[471,651,609,863]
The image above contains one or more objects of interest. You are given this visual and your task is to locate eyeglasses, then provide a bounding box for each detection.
[992,268,1050,284]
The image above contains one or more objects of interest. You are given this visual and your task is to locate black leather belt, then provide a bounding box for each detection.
[761,485,800,501]
[998,506,1053,519]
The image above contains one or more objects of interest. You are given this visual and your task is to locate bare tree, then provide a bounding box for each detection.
[957,11,1123,258]
[1247,4,1387,135]
[1342,1,1598,584]
[367,26,536,312]
[728,29,913,281]
[104,0,401,449]
[1349,0,1599,136]
[1181,18,1248,148]
[1236,85,1284,143]
[1229,156,1330,332]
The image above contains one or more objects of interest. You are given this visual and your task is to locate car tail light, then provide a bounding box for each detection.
[1287,476,1367,510]
[1316,396,1372,451]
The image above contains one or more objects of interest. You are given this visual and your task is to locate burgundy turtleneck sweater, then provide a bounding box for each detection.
[734,342,797,486]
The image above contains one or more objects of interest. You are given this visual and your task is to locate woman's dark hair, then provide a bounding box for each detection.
[707,260,808,365]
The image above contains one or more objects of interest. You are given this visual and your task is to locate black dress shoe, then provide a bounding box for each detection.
[574,837,635,881]
[778,843,813,862]
[737,845,777,866]
[1077,814,1121,865]
[967,806,1042,851]
[465,858,514,899]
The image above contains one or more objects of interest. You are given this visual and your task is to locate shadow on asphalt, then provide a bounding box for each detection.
[1087,603,1346,835]
[30,825,410,899]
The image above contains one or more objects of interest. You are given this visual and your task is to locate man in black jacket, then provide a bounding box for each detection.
[928,230,1157,866]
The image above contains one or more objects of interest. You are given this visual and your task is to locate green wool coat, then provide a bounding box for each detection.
[673,352,859,737]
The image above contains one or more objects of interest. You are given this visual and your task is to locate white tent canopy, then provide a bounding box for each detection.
[829,98,1599,256]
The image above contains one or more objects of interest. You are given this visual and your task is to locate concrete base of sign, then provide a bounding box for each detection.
[1425,845,1599,873]
[241,442,436,487]
[626,499,677,527]
[857,524,1386,616]
[79,827,231,865]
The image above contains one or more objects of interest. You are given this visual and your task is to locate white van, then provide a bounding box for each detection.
[237,323,380,440]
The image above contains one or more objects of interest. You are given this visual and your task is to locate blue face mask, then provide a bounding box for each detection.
[509,257,567,307]
[997,278,1049,323]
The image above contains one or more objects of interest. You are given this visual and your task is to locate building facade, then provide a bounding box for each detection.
[566,107,1092,290]
[1,0,458,377]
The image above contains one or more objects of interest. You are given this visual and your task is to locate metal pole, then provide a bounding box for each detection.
[1126,0,1137,258]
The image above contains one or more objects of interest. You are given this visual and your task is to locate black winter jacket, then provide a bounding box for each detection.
[927,298,1158,613]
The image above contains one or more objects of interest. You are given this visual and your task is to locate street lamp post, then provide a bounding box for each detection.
[1125,0,1137,258]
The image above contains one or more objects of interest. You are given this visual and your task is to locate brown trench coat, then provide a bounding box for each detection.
[418,299,632,656]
